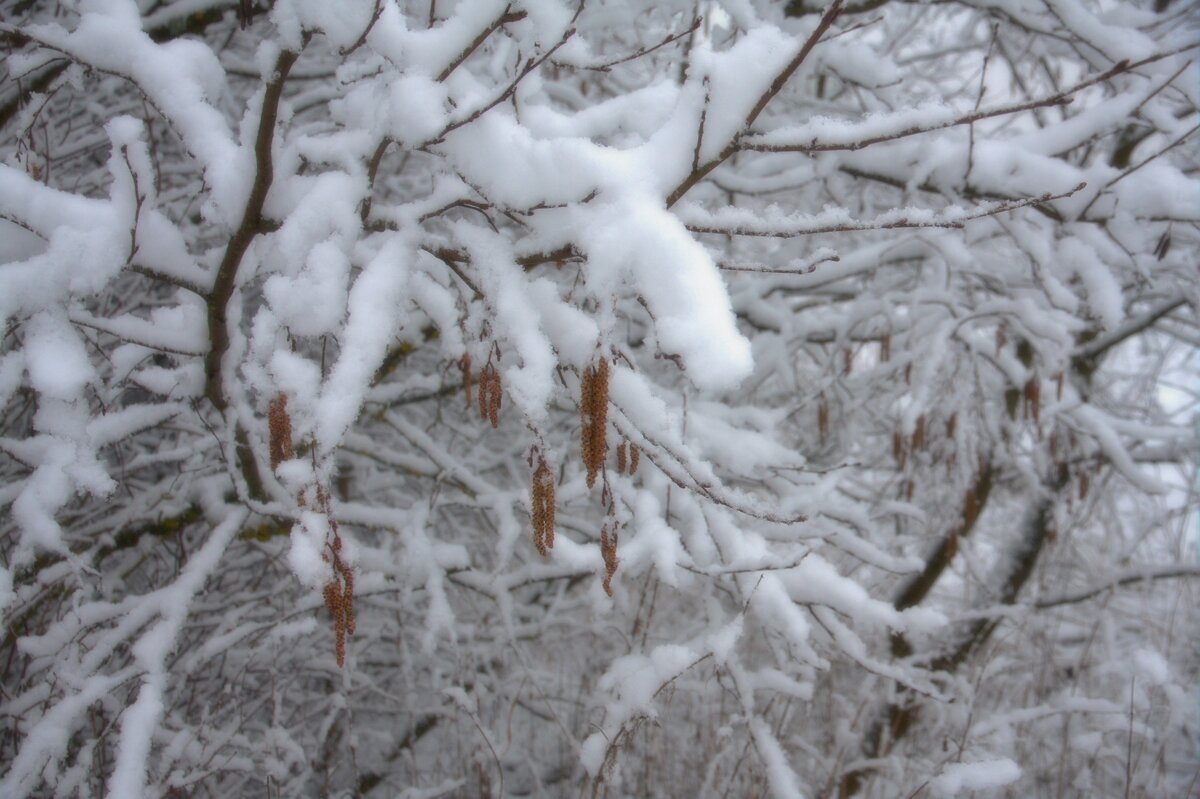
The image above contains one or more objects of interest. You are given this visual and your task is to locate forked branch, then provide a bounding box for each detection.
[665,0,844,207]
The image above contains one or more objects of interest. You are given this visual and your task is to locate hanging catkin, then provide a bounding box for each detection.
[268,393,294,471]
[600,522,619,597]
[580,358,609,488]
[531,456,556,556]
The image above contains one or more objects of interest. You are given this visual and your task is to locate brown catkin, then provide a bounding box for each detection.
[629,445,639,475]
[268,393,294,471]
[818,399,829,440]
[478,364,490,421]
[461,353,473,409]
[581,358,610,488]
[531,458,555,556]
[318,496,355,668]
[600,523,619,597]
[325,566,356,667]
[912,415,925,452]
[323,579,347,668]
[1023,378,1040,426]
[342,568,356,636]
[323,579,340,620]
[880,333,891,363]
[488,367,502,428]
[334,619,346,668]
[578,367,592,467]
[616,441,627,475]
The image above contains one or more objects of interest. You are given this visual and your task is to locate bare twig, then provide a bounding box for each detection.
[437,8,529,82]
[428,3,585,143]
[1075,296,1190,362]
[1034,565,1200,608]
[665,0,844,207]
[742,45,1198,154]
[684,184,1086,238]
[557,17,701,71]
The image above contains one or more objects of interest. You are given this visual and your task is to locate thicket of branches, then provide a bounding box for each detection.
[1,0,1197,796]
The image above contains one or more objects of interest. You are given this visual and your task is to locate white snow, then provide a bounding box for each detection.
[930,759,1022,796]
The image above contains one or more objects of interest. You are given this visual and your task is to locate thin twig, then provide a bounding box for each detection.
[437,8,528,83]
[684,184,1086,238]
[742,44,1199,154]
[558,18,701,71]
[665,0,844,207]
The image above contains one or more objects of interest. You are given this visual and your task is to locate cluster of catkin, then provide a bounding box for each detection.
[461,350,503,429]
[615,440,639,476]
[526,356,634,596]
[268,393,356,668]
[893,411,965,502]
[452,352,631,596]
[892,413,938,468]
[580,358,610,488]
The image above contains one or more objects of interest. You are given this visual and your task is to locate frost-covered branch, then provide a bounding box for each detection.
[1,0,1195,796]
